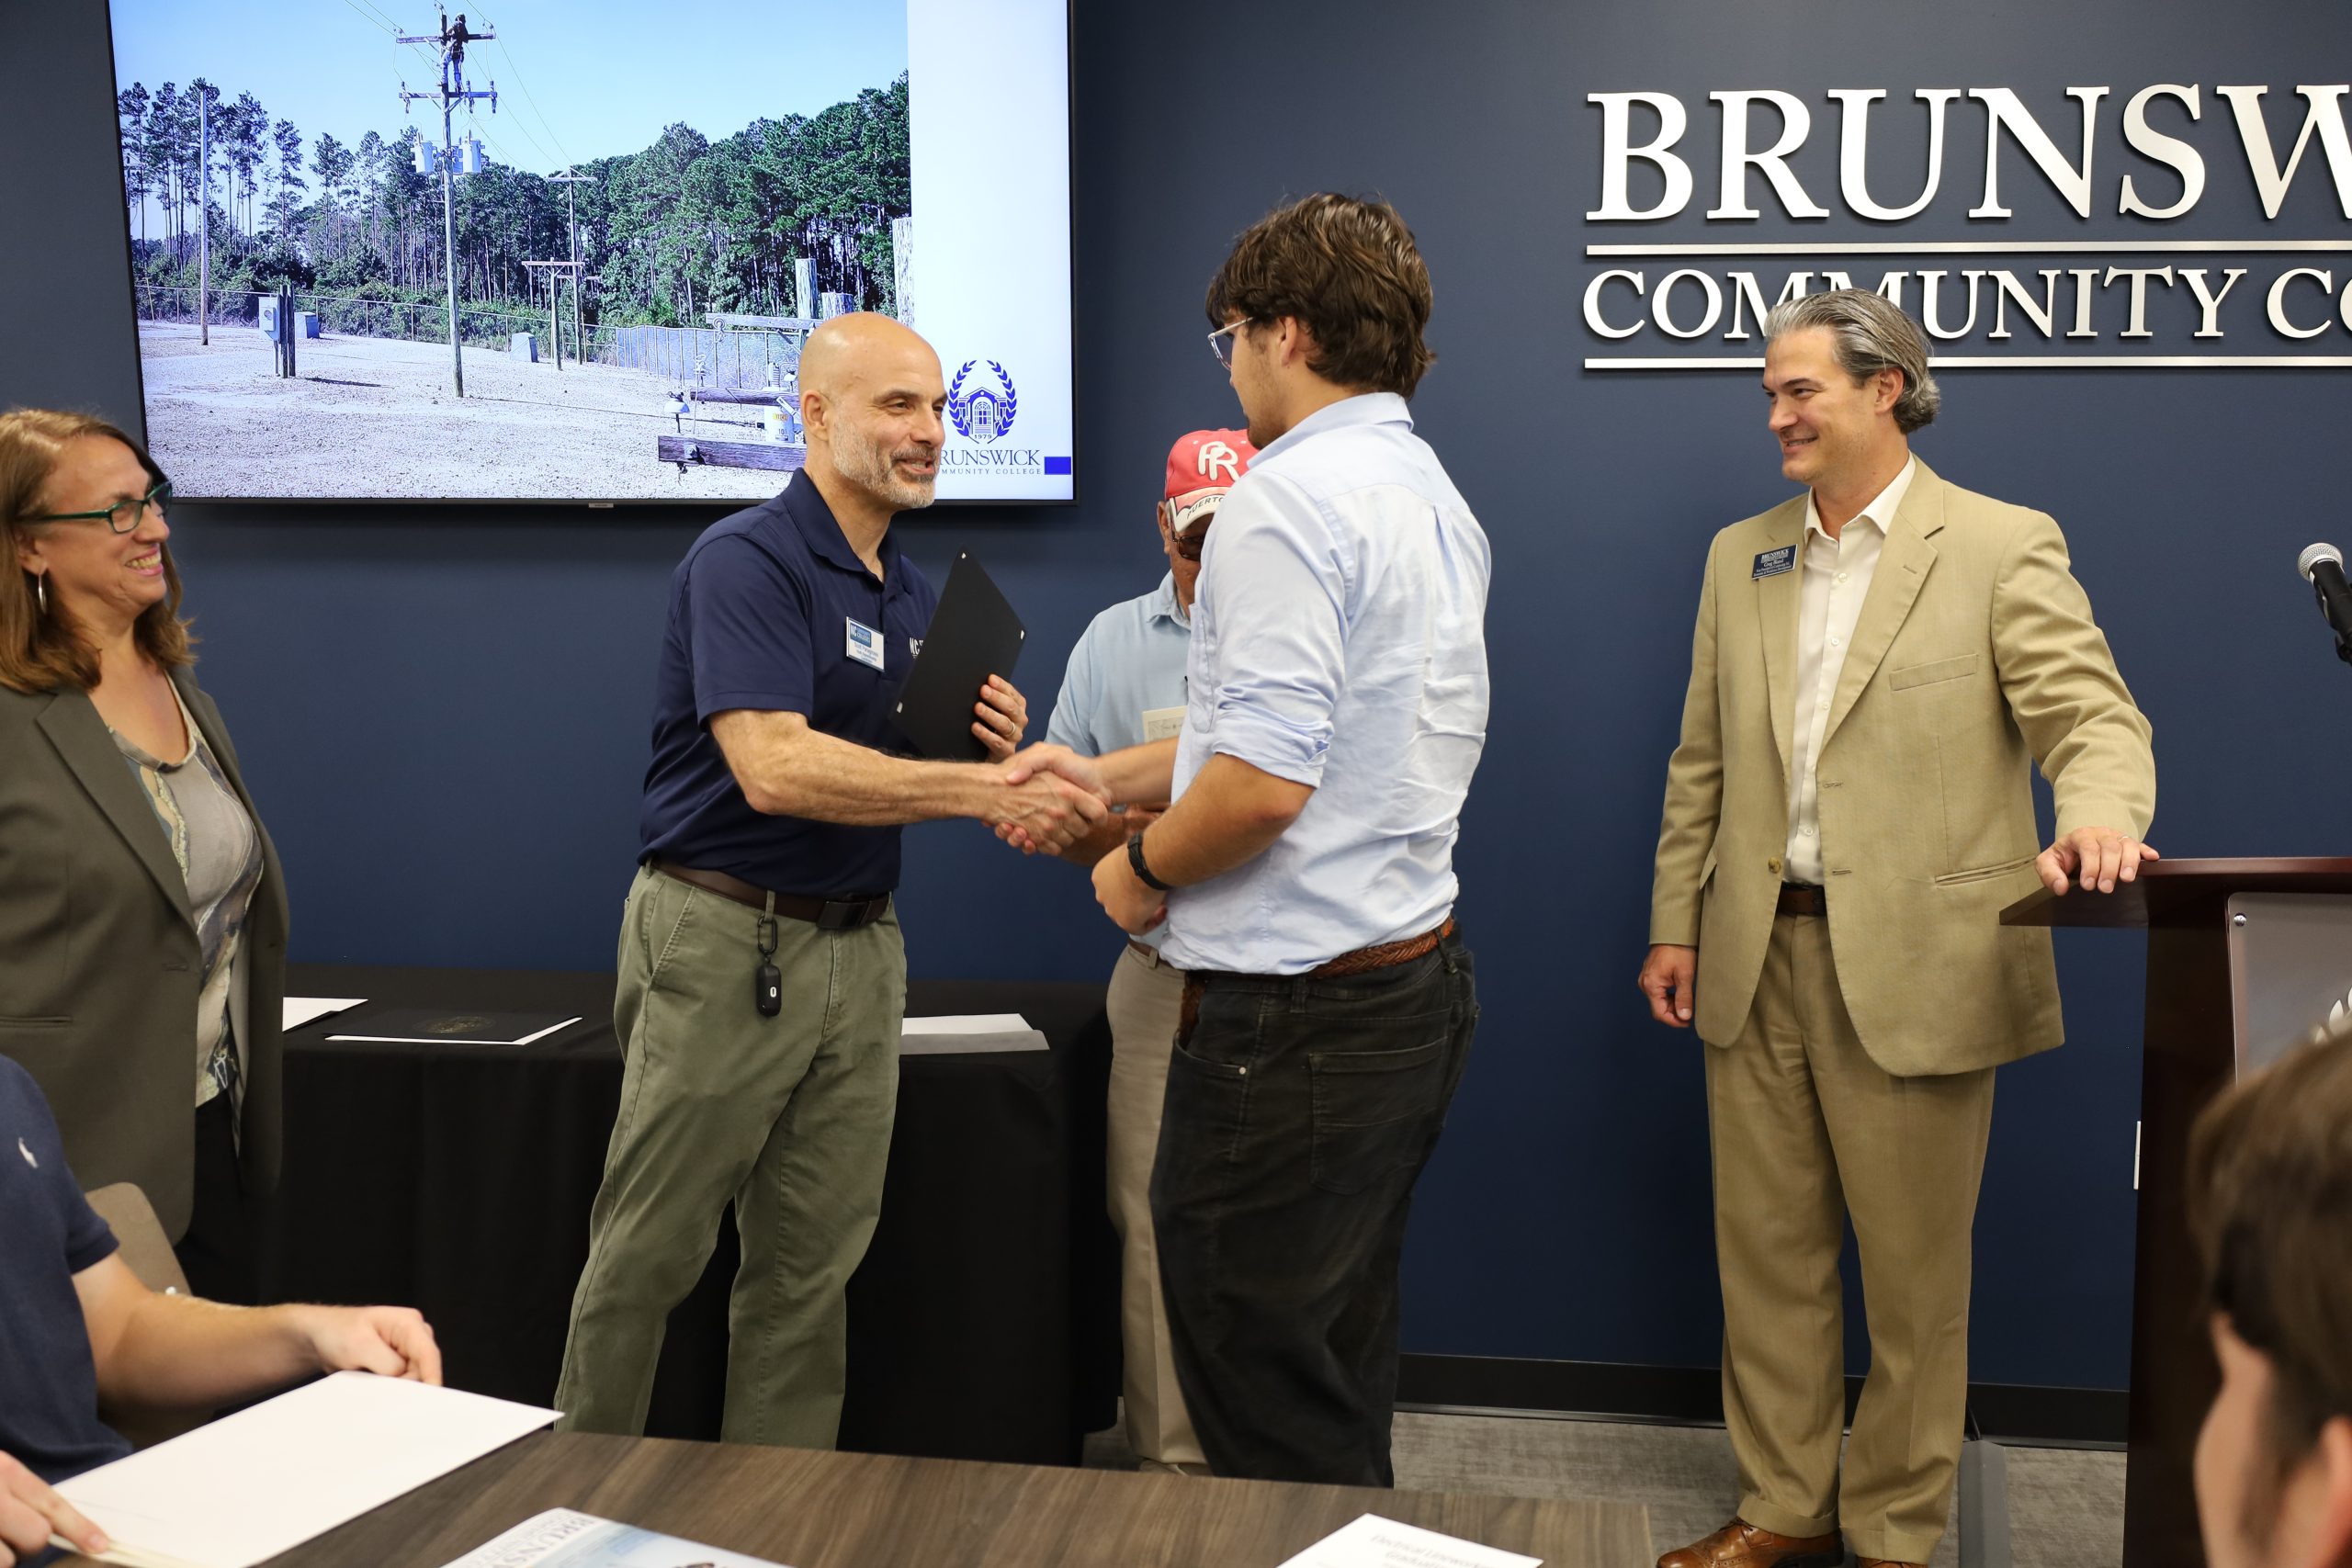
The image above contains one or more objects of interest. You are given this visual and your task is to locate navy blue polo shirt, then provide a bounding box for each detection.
[0,1056,132,1484]
[639,470,940,895]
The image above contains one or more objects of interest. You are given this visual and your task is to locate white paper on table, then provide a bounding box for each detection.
[435,1507,796,1568]
[900,1013,1031,1035]
[1274,1513,1544,1568]
[58,1372,557,1568]
[280,998,367,1032]
[324,1018,582,1048]
[897,1013,1046,1055]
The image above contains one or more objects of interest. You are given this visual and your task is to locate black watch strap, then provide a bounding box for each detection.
[1127,829,1172,892]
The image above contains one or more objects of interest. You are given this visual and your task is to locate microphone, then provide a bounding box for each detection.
[2298,543,2352,666]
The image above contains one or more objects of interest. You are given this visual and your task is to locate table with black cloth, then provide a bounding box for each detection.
[263,965,1119,1465]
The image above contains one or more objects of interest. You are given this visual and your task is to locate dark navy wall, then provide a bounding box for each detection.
[9,1,2350,1393]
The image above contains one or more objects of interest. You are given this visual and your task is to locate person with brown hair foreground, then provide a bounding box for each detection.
[2188,1022,2352,1568]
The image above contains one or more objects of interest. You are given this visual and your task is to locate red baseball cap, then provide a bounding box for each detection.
[1162,429,1257,534]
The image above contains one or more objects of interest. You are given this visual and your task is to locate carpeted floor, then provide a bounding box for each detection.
[1085,1411,2125,1566]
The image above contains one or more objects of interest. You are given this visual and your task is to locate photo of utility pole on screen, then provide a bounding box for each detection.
[108,0,922,503]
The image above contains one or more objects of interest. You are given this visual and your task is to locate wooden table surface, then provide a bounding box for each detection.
[251,1432,1655,1567]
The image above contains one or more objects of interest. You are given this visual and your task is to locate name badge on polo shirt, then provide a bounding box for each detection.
[1141,705,1185,743]
[1753,546,1797,580]
[845,617,886,671]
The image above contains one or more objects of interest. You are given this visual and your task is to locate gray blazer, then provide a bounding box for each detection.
[0,666,288,1238]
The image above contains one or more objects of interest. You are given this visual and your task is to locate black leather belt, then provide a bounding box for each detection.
[1776,882,1827,918]
[650,860,890,931]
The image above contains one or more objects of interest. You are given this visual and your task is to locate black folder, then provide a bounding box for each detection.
[891,552,1027,761]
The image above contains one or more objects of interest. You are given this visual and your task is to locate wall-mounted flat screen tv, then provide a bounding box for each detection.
[107,0,1074,504]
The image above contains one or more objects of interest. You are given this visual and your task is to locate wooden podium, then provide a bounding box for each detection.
[2003,857,2352,1568]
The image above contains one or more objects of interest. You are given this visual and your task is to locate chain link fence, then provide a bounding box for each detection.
[136,285,809,389]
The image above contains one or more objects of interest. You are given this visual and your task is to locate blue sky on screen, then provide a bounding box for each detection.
[110,0,908,184]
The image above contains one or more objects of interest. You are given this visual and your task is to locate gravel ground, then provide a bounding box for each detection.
[137,322,786,502]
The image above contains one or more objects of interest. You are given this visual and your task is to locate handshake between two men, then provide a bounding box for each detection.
[986,738,1314,939]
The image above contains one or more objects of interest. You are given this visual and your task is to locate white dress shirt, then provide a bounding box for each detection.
[1159,393,1491,976]
[1784,457,1917,884]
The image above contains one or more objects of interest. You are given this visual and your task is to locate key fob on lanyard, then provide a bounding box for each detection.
[754,907,782,1018]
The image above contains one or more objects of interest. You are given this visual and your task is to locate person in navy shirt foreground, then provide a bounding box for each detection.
[0,1057,437,1565]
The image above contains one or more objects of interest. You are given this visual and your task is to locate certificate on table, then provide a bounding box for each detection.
[58,1372,557,1568]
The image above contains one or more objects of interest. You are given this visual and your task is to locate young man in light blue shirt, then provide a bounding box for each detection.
[1041,426,1255,1475]
[1008,194,1490,1485]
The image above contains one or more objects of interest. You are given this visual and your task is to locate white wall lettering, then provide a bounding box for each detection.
[2218,85,2352,220]
[2118,85,2206,219]
[1588,93,1694,220]
[1832,89,1962,221]
[1709,91,1830,220]
[1971,87,2111,219]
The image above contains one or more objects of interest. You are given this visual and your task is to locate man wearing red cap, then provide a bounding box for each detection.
[1040,426,1256,1473]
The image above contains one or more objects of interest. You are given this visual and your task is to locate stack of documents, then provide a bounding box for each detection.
[898,1012,1047,1055]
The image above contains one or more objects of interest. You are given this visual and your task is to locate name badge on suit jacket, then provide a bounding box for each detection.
[1753,546,1796,580]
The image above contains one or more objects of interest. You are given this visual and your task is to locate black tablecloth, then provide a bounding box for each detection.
[268,965,1118,1465]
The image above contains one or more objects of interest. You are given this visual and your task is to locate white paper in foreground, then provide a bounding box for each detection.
[1275,1513,1543,1568]
[59,1372,556,1568]
[436,1508,793,1568]
[901,1012,1031,1035]
[280,998,367,1032]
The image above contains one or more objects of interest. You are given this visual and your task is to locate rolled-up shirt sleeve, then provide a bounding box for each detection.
[1198,475,1348,787]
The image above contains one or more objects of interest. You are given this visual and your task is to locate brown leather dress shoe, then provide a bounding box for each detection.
[1657,1519,1845,1568]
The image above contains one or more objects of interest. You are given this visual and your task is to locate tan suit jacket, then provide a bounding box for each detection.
[0,667,288,1237]
[1649,460,2154,1077]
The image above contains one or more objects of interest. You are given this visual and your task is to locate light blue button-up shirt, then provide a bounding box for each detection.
[1159,393,1491,976]
[1046,573,1193,953]
[1045,573,1192,756]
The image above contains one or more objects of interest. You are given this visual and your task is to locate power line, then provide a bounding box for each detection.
[493,45,568,168]
[347,0,405,32]
[477,19,571,167]
[339,0,396,36]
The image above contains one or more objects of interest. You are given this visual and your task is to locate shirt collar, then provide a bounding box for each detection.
[1147,572,1188,627]
[1250,390,1414,466]
[782,469,899,584]
[1804,455,1917,544]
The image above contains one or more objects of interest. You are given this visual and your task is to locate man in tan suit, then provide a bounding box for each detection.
[1640,289,2157,1568]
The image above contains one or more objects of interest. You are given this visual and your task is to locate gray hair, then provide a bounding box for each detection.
[1763,288,1941,434]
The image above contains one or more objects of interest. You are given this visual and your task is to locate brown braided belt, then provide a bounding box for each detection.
[1177,917,1458,1045]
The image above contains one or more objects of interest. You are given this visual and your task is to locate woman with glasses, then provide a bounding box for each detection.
[0,408,288,1304]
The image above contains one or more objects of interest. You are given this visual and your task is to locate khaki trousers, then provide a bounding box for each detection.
[1706,911,1995,1565]
[1103,942,1204,1468]
[556,864,904,1449]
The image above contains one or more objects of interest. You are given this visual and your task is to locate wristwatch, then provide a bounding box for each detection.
[1127,829,1172,892]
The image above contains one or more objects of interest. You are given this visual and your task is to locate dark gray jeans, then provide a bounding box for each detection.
[1150,931,1477,1485]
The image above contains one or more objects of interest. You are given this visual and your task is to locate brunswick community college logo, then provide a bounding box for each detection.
[948,359,1019,444]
